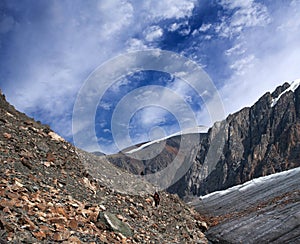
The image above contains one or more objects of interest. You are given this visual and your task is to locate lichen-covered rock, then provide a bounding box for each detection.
[98,212,133,237]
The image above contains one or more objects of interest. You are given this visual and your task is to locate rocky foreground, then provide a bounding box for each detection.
[0,91,208,243]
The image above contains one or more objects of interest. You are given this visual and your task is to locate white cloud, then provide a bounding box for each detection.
[144,25,163,42]
[126,38,148,51]
[219,1,300,116]
[99,101,112,111]
[103,128,111,133]
[140,0,196,20]
[4,0,300,154]
[216,0,271,38]
[229,54,255,75]
[97,1,134,39]
[169,22,180,32]
[168,20,190,36]
[225,43,245,56]
[199,23,212,32]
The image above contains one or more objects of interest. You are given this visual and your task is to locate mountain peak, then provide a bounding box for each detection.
[271,79,300,107]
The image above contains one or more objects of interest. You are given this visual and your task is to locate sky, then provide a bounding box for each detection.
[1,0,300,154]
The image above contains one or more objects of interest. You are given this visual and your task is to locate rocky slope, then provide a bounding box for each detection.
[0,91,208,243]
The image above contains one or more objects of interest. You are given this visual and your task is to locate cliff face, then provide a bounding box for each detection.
[168,81,300,198]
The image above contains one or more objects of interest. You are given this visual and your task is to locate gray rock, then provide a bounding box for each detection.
[97,212,133,237]
[37,141,49,153]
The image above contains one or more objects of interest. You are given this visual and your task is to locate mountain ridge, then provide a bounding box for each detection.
[106,80,300,200]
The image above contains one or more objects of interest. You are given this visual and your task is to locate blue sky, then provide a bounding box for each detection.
[1,0,300,154]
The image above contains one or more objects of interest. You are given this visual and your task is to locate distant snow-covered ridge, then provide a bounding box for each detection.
[271,79,300,107]
[124,125,208,154]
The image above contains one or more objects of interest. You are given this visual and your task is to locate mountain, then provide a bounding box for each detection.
[170,79,300,198]
[0,91,208,242]
[107,80,300,200]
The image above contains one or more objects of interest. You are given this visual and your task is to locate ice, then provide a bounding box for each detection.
[199,166,300,200]
[271,79,300,107]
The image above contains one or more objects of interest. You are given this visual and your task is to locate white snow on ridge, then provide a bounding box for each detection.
[199,166,300,200]
[271,79,300,107]
[125,125,208,154]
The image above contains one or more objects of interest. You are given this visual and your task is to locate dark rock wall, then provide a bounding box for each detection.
[170,83,300,198]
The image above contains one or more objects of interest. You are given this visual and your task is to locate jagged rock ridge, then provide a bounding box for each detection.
[170,80,300,198]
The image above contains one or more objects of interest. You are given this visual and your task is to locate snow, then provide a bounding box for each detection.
[199,166,300,200]
[271,79,300,107]
[125,125,208,154]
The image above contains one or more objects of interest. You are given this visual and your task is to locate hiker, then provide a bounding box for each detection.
[153,191,160,207]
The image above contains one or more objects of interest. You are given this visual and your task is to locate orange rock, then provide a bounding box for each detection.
[68,219,78,230]
[3,132,12,139]
[145,198,152,204]
[42,161,51,167]
[52,233,63,241]
[15,201,23,209]
[6,192,19,200]
[47,153,55,162]
[3,206,10,213]
[53,223,66,232]
[89,211,99,222]
[33,231,46,240]
[67,236,82,243]
[49,216,67,224]
[23,216,37,231]
[52,230,70,241]
[39,225,50,232]
[0,199,15,208]
[36,203,47,211]
[56,206,67,217]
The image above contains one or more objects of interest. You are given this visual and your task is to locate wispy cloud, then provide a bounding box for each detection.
[218,0,300,114]
[0,0,196,143]
[1,0,300,154]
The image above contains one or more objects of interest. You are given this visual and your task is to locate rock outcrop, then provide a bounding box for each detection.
[170,81,300,198]
[0,92,208,243]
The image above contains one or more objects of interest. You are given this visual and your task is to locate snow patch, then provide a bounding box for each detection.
[199,166,300,200]
[125,125,208,154]
[271,79,300,107]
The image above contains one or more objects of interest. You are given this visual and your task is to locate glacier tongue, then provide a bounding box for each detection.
[190,166,300,244]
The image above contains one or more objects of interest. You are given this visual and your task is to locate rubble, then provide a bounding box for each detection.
[0,92,208,243]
